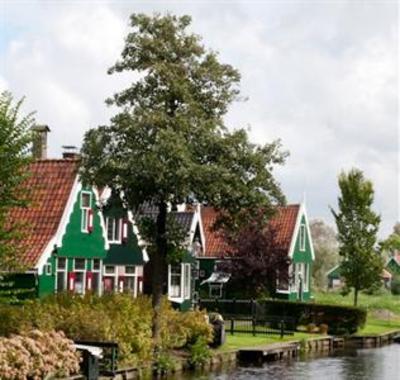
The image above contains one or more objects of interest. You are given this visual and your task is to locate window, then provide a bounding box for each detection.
[72,258,86,295]
[81,192,92,233]
[56,257,67,292]
[92,259,101,272]
[106,217,122,243]
[209,284,223,298]
[74,258,86,271]
[169,265,182,298]
[90,259,101,295]
[125,266,135,274]
[44,263,52,275]
[104,265,115,274]
[299,224,306,251]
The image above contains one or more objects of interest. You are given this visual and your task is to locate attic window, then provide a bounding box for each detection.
[300,224,306,251]
[81,192,92,233]
[106,217,122,244]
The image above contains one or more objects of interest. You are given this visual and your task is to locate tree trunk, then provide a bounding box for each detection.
[354,288,359,306]
[151,201,168,352]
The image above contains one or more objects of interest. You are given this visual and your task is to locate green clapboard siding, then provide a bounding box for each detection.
[57,188,107,259]
[102,196,145,265]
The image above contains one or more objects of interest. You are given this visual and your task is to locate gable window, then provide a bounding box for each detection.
[106,217,122,244]
[44,263,52,275]
[81,192,93,233]
[299,224,306,251]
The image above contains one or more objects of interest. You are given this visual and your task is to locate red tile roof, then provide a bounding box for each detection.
[201,207,231,258]
[8,159,78,267]
[201,205,300,258]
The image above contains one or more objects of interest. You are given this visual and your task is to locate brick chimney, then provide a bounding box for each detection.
[32,125,50,159]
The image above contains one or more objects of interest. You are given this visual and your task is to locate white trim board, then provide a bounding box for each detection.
[288,202,315,260]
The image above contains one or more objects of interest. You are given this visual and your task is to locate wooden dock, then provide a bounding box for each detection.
[238,341,300,364]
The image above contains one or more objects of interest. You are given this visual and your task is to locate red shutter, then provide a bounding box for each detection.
[86,271,93,291]
[68,272,76,292]
[88,209,94,233]
[122,218,129,244]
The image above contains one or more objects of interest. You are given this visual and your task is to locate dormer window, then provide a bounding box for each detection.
[299,224,306,251]
[106,217,123,244]
[81,191,93,233]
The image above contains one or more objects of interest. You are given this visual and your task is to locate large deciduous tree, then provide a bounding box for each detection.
[80,14,287,348]
[310,219,339,289]
[331,169,383,306]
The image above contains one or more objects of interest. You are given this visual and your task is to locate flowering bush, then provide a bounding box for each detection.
[0,330,80,379]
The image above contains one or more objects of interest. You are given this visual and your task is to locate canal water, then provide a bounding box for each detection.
[175,344,400,380]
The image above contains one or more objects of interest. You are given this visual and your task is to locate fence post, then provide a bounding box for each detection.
[251,298,255,319]
[252,317,256,336]
[233,298,236,315]
[280,319,284,339]
[230,318,234,335]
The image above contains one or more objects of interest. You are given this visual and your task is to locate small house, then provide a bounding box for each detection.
[197,203,315,301]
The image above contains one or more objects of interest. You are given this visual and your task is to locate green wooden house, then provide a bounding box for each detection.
[6,157,111,297]
[137,204,205,311]
[385,253,400,277]
[197,203,315,301]
[99,189,147,297]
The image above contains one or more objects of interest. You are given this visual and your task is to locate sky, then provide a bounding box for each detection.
[0,0,398,237]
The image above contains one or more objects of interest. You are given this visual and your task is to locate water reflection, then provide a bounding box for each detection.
[173,344,400,380]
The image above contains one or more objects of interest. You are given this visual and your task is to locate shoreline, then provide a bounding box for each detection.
[88,328,400,380]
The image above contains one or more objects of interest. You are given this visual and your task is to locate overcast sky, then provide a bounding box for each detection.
[0,0,398,237]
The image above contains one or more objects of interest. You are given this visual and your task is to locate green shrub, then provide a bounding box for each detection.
[188,337,211,368]
[201,298,367,335]
[0,293,211,367]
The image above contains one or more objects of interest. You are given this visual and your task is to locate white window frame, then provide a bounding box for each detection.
[73,258,86,295]
[123,265,138,297]
[299,224,306,251]
[106,217,123,244]
[103,265,117,293]
[168,264,182,299]
[80,191,92,233]
[184,263,191,300]
[44,263,52,276]
[91,259,102,296]
[55,257,67,293]
[168,263,191,301]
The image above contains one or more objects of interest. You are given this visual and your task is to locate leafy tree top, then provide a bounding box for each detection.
[0,91,34,271]
[80,13,287,224]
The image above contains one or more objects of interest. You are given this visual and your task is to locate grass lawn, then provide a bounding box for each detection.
[357,317,400,336]
[314,291,400,315]
[216,332,318,352]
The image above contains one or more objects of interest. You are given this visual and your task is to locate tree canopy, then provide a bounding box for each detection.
[80,13,287,346]
[331,168,383,306]
[0,92,34,271]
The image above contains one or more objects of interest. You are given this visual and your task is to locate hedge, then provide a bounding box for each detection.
[199,298,367,335]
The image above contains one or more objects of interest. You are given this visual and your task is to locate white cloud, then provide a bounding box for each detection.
[0,1,397,236]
